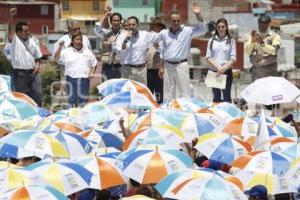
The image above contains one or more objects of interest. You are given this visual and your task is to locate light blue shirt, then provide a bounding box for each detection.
[113,30,160,65]
[159,22,206,62]
[206,35,236,70]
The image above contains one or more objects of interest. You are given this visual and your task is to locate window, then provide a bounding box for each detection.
[113,0,119,6]
[93,0,99,10]
[143,0,148,5]
[42,25,48,34]
[144,14,148,23]
[41,5,48,15]
[62,0,69,10]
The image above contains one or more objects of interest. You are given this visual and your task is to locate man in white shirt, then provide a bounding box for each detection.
[8,8,43,106]
[159,2,206,102]
[113,16,160,85]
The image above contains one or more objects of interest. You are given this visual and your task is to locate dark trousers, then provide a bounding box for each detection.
[212,68,233,103]
[66,76,90,107]
[101,63,121,81]
[12,69,42,106]
[147,69,163,104]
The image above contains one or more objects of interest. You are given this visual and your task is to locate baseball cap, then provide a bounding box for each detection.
[245,185,268,200]
[258,15,271,23]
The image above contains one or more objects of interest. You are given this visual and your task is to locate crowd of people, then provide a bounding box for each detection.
[2,2,294,200]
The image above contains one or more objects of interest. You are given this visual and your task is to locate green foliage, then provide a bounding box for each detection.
[40,63,61,107]
[0,53,12,75]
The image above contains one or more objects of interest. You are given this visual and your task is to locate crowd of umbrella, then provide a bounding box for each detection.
[0,74,299,199]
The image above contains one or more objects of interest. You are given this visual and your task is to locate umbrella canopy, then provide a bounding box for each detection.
[0,142,42,159]
[0,98,38,120]
[39,116,83,133]
[0,130,69,158]
[122,147,193,184]
[210,102,244,121]
[0,75,11,93]
[194,133,252,164]
[158,175,247,200]
[160,98,208,112]
[122,125,185,150]
[102,91,159,110]
[232,150,291,175]
[49,131,93,158]
[79,101,116,126]
[27,160,93,195]
[0,166,32,193]
[270,137,299,160]
[241,76,300,105]
[76,154,127,189]
[121,195,155,200]
[235,170,297,195]
[81,128,124,149]
[0,185,68,200]
[286,158,300,188]
[97,78,155,100]
[155,168,244,198]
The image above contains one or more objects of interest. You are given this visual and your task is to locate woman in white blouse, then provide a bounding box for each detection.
[206,18,236,103]
[55,33,98,107]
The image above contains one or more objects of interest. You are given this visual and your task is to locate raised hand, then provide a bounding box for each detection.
[192,2,201,14]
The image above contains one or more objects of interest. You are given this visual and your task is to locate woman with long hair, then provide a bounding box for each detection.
[206,18,236,103]
[55,33,98,107]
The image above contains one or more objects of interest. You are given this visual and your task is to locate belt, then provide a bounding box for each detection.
[13,68,35,73]
[126,63,145,68]
[166,59,187,65]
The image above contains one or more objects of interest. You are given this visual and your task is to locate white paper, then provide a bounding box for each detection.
[204,70,227,89]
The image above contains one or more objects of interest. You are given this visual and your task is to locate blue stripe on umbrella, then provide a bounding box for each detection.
[0,143,18,158]
[194,115,215,135]
[123,149,153,169]
[61,132,92,153]
[277,126,294,137]
[144,129,165,145]
[209,138,234,164]
[9,99,37,119]
[271,151,290,175]
[268,126,277,137]
[106,91,131,105]
[99,80,127,96]
[1,130,35,147]
[44,185,69,199]
[200,178,230,200]
[162,149,193,167]
[61,162,93,183]
[155,170,187,194]
[93,130,123,148]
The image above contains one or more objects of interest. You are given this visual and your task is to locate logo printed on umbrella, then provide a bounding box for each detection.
[65,173,79,189]
[279,177,288,190]
[272,95,283,101]
[35,137,45,150]
[168,160,178,170]
[256,156,268,169]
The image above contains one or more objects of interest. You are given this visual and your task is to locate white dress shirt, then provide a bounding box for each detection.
[58,46,97,78]
[113,30,160,65]
[10,35,42,70]
[159,22,206,62]
[206,35,236,71]
[53,34,91,55]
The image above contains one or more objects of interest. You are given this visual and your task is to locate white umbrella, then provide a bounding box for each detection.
[240,76,300,105]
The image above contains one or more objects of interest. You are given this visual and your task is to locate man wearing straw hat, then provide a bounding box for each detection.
[159,2,206,102]
[146,17,166,104]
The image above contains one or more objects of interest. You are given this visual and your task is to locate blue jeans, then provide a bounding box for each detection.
[66,76,90,107]
[212,68,233,103]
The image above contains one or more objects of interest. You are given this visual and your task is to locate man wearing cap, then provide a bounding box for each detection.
[113,16,160,85]
[159,2,206,101]
[146,17,166,104]
[245,15,281,81]
[245,185,268,200]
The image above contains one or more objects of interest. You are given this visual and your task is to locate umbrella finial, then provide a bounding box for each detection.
[156,145,158,151]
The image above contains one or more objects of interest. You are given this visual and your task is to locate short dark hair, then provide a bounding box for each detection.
[169,10,180,18]
[15,21,28,33]
[110,12,122,22]
[127,16,139,24]
[70,33,82,47]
